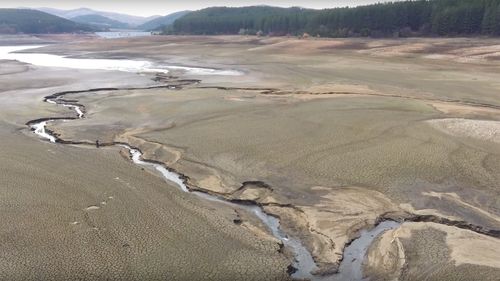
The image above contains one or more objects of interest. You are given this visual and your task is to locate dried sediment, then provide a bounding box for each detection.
[364,222,500,281]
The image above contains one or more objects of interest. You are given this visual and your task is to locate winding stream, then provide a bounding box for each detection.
[5,45,400,280]
[126,146,320,279]
[30,94,317,280]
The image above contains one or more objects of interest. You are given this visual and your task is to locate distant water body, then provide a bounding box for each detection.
[0,45,242,76]
[95,31,152,39]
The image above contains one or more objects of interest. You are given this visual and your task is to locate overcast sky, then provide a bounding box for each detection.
[2,0,397,17]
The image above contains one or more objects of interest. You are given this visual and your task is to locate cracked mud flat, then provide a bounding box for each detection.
[0,55,290,280]
[364,222,500,281]
[1,36,500,280]
[427,118,500,144]
[23,62,382,281]
[24,61,318,280]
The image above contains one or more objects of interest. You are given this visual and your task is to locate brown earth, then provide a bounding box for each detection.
[1,35,500,279]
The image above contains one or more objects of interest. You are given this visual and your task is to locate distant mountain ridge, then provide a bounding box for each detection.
[138,10,191,31]
[0,8,97,34]
[36,7,159,27]
[71,14,130,29]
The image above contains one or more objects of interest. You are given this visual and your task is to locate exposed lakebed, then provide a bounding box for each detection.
[28,88,319,280]
[5,45,401,280]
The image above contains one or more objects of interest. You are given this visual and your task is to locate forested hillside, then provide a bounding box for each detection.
[170,0,500,37]
[0,9,96,34]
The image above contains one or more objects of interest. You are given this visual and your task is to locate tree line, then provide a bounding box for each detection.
[168,0,500,37]
[0,9,96,34]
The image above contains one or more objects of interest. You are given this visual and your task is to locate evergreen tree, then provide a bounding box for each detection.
[169,0,500,38]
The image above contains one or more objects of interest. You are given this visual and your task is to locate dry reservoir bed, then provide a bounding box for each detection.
[1,36,500,280]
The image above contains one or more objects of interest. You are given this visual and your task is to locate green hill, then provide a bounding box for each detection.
[171,0,500,37]
[71,14,130,30]
[0,9,96,34]
[171,6,313,35]
[137,10,190,31]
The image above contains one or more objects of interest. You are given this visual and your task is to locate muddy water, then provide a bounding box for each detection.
[331,221,401,281]
[31,121,56,143]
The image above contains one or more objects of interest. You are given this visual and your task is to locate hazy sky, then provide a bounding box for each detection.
[2,0,396,17]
